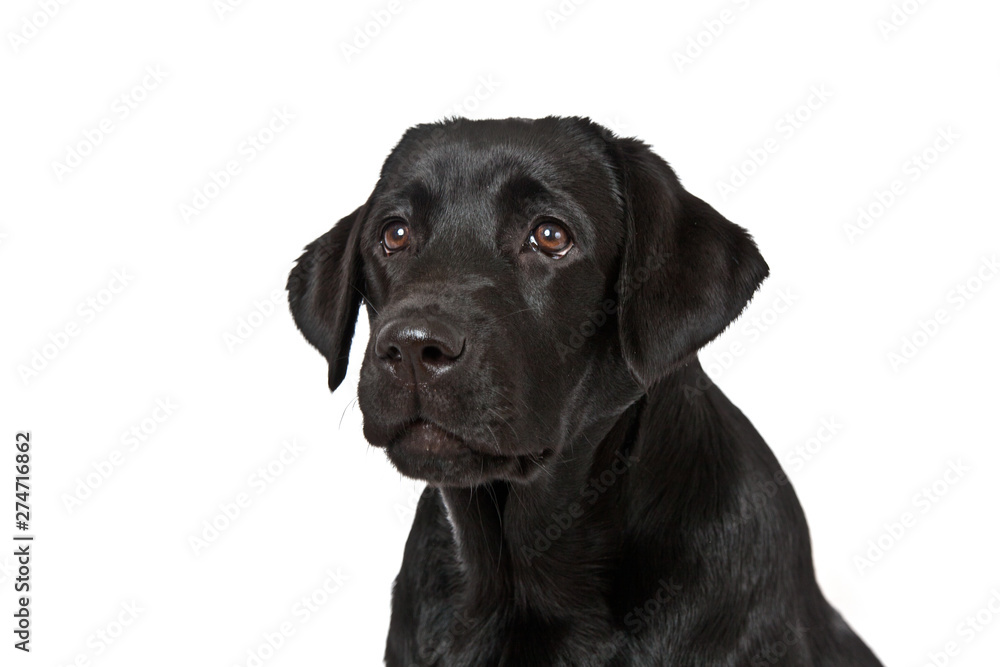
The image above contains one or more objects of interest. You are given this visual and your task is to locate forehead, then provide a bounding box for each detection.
[368,119,623,246]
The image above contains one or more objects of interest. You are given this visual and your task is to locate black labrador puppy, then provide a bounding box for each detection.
[287,117,882,666]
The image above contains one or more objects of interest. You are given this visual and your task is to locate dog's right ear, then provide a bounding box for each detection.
[287,205,367,392]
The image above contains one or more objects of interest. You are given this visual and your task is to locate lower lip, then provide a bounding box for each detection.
[385,420,554,484]
[392,420,467,457]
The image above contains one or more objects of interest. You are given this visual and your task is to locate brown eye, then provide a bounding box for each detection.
[381,220,410,254]
[528,219,573,258]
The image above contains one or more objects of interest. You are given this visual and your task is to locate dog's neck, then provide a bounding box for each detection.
[438,362,712,622]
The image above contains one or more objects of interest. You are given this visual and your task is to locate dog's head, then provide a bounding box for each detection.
[288,117,767,487]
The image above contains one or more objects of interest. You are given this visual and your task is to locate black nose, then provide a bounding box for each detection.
[374,317,465,383]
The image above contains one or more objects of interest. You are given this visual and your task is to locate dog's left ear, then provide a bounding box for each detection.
[287,205,367,392]
[613,137,769,387]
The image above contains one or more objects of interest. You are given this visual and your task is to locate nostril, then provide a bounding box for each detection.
[422,338,464,365]
[386,345,403,362]
[422,345,444,364]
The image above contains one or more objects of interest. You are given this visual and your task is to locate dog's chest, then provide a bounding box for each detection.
[412,603,629,667]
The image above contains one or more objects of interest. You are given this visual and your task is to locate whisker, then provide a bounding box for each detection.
[339,396,359,429]
[490,306,536,322]
[483,424,502,455]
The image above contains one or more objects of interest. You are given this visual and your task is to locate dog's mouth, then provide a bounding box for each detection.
[384,419,554,486]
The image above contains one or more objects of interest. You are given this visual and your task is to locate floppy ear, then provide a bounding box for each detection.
[287,205,367,392]
[613,138,769,387]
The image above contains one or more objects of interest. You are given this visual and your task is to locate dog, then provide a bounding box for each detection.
[287,117,883,666]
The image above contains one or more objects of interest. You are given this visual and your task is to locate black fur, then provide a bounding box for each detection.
[287,117,882,666]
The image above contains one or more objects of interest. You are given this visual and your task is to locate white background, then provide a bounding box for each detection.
[2,0,998,665]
